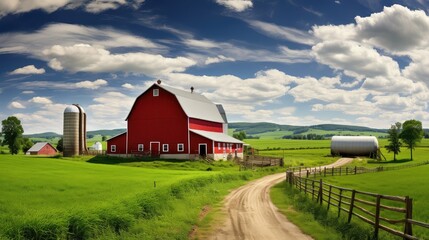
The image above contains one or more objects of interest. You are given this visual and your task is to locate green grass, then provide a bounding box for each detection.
[271,182,374,239]
[0,155,280,239]
[244,139,331,149]
[258,148,337,167]
[323,165,429,239]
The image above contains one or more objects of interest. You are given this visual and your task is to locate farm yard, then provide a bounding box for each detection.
[2,133,429,239]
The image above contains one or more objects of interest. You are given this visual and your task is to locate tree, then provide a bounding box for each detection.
[102,135,107,141]
[21,138,33,153]
[399,119,424,161]
[1,116,24,155]
[56,138,63,152]
[385,122,402,161]
[233,131,246,140]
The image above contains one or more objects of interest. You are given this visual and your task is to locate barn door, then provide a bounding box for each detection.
[150,142,160,157]
[199,144,207,158]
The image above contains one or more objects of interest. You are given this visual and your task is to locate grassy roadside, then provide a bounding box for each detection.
[270,181,374,240]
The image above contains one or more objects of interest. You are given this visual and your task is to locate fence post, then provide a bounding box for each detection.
[404,196,413,238]
[374,195,381,239]
[286,171,293,185]
[306,170,309,178]
[318,179,323,205]
[348,190,356,223]
[324,167,326,177]
[354,166,357,175]
[338,189,343,218]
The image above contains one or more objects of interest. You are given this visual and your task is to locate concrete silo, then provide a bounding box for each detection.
[63,104,88,157]
[331,136,379,157]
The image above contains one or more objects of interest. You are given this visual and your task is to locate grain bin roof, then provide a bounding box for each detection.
[64,105,79,113]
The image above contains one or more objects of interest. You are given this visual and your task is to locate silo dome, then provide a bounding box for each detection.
[63,104,87,157]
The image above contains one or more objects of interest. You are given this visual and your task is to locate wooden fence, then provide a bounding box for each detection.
[287,160,429,178]
[286,172,429,239]
[239,155,284,169]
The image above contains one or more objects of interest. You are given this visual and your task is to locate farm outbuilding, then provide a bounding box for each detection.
[331,136,379,156]
[26,142,58,156]
[107,81,243,160]
[63,104,87,157]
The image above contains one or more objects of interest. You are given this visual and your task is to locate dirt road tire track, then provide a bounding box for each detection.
[208,158,354,240]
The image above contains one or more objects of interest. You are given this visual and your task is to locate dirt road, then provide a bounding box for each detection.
[208,158,353,240]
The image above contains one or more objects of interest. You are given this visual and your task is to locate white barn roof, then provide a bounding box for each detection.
[126,83,226,123]
[190,129,243,144]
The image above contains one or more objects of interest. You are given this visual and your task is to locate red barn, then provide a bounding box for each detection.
[107,82,243,160]
[26,142,58,156]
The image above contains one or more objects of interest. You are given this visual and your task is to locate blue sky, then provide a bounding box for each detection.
[1,0,429,134]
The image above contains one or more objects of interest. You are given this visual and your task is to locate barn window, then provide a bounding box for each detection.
[218,142,221,150]
[153,89,159,96]
[223,143,226,150]
[111,145,116,152]
[138,144,144,152]
[162,144,169,152]
[177,143,184,152]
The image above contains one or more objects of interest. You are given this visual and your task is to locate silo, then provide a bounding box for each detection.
[63,104,87,157]
[331,136,379,156]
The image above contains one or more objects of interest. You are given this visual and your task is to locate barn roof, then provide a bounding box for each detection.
[27,142,56,153]
[126,83,225,123]
[106,132,126,141]
[190,129,243,144]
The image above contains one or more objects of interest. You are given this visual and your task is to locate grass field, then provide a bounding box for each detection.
[0,155,277,239]
[322,165,429,238]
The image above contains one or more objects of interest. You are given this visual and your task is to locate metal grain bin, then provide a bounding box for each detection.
[331,136,379,156]
[63,104,87,157]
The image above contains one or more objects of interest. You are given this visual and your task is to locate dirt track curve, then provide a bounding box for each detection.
[208,158,354,240]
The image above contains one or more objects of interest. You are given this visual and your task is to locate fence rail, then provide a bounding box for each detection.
[286,172,429,239]
[287,160,429,178]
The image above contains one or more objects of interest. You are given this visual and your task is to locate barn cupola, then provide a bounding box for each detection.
[157,79,162,84]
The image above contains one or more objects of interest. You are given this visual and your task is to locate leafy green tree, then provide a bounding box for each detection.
[233,131,246,140]
[1,116,24,155]
[400,119,424,161]
[385,122,402,161]
[56,138,63,152]
[102,135,107,141]
[21,138,33,153]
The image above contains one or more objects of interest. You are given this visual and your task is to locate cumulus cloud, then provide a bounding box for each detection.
[8,101,25,109]
[29,97,53,104]
[205,55,235,65]
[0,0,145,17]
[43,44,196,75]
[215,0,253,12]
[247,20,316,45]
[10,65,45,75]
[122,83,134,89]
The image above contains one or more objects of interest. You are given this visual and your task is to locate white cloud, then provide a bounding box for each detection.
[10,65,45,75]
[8,101,25,109]
[122,83,134,89]
[22,91,34,94]
[0,0,146,17]
[21,79,108,90]
[205,55,235,65]
[247,20,315,45]
[312,40,400,79]
[215,0,253,12]
[29,97,53,104]
[0,23,160,57]
[42,44,195,75]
